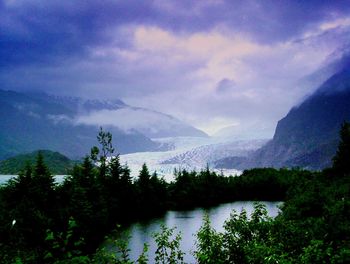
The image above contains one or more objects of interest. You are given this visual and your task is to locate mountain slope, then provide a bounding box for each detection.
[222,66,350,170]
[0,90,160,160]
[118,137,265,180]
[161,139,267,169]
[24,91,207,138]
[0,150,77,175]
[75,105,207,138]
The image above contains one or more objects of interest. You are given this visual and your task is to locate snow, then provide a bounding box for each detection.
[119,137,266,182]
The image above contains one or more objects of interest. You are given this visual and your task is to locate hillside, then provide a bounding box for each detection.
[0,90,161,160]
[217,66,350,170]
[30,92,207,138]
[0,90,208,160]
[0,150,77,175]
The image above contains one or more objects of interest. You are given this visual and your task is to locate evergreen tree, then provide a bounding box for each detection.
[119,164,136,221]
[109,155,122,181]
[136,164,152,216]
[14,162,33,195]
[30,151,55,212]
[104,155,123,223]
[333,121,350,175]
[120,163,132,186]
[139,163,151,186]
[33,151,51,177]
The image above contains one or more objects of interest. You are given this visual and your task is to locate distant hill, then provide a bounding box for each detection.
[0,90,158,160]
[0,150,77,175]
[217,65,350,171]
[29,91,207,138]
[0,90,207,160]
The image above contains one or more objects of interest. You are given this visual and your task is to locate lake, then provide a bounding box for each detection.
[108,201,281,263]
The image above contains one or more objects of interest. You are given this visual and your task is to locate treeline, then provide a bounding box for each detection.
[0,150,76,175]
[191,122,350,263]
[0,128,305,263]
[169,166,312,209]
[1,121,349,263]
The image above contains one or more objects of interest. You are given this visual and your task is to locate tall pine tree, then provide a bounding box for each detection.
[332,121,350,175]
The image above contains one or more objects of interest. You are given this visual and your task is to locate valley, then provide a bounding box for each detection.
[119,137,267,180]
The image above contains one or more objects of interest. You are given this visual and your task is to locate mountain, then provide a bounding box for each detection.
[161,139,267,169]
[0,150,77,175]
[0,90,160,160]
[75,106,207,139]
[119,137,266,180]
[218,65,350,171]
[213,123,274,141]
[26,91,207,138]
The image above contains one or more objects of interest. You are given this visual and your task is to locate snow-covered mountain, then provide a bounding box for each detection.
[29,92,207,138]
[76,106,207,138]
[161,139,267,168]
[0,90,160,159]
[0,90,208,159]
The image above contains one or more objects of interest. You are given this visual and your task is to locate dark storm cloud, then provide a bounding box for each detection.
[1,0,350,134]
[2,0,350,67]
[0,0,144,67]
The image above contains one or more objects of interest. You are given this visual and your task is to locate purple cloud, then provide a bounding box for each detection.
[1,0,350,135]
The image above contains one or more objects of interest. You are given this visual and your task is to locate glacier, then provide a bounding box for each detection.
[119,137,267,182]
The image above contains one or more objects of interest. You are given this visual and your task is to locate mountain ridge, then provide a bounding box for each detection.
[216,65,350,170]
[0,150,77,175]
[0,90,160,160]
[23,91,207,138]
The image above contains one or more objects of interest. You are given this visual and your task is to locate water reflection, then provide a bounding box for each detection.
[112,201,281,263]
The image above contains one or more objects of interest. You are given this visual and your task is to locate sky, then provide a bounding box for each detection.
[1,0,350,136]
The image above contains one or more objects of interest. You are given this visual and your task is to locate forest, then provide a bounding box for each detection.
[0,122,349,263]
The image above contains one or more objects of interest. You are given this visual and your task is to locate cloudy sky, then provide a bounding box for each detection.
[1,0,350,136]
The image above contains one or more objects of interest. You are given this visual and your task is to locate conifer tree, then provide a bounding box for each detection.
[109,155,122,181]
[31,151,55,210]
[332,121,350,175]
[139,163,151,186]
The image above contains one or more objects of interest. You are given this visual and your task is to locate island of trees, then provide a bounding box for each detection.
[0,122,349,263]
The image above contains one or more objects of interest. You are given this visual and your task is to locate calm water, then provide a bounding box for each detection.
[0,175,281,262]
[109,201,281,263]
[0,175,67,185]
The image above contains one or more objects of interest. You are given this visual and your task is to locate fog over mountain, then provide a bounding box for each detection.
[1,1,350,136]
[216,55,350,170]
[0,90,206,160]
[2,1,350,170]
[76,107,207,138]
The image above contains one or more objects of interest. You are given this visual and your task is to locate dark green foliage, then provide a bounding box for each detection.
[192,186,350,263]
[189,127,350,263]
[168,167,305,210]
[0,149,77,175]
[0,150,304,262]
[0,151,56,263]
[153,225,184,264]
[333,121,350,175]
[44,217,86,262]
[1,123,350,263]
[135,164,168,217]
[194,213,225,264]
[2,141,304,259]
[229,167,312,201]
